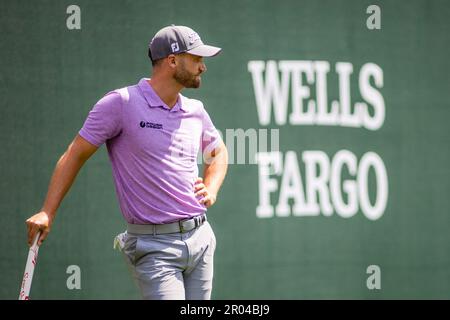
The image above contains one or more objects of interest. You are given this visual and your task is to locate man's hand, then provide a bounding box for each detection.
[194,177,217,208]
[26,211,53,246]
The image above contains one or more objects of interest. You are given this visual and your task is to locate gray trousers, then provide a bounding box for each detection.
[117,221,216,300]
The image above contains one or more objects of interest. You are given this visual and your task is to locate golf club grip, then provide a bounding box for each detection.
[18,232,41,300]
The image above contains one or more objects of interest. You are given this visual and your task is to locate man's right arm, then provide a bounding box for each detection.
[26,134,98,246]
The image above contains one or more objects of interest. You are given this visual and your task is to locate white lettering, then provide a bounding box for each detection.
[275,151,307,217]
[303,151,333,216]
[315,61,339,125]
[256,152,282,218]
[287,61,316,125]
[66,265,81,290]
[248,60,384,130]
[256,150,388,220]
[330,150,358,218]
[359,63,385,130]
[248,61,291,125]
[336,62,361,127]
[366,5,381,30]
[366,265,381,289]
[358,152,388,220]
[66,5,81,30]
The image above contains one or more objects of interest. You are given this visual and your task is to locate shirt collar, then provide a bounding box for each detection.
[137,78,187,112]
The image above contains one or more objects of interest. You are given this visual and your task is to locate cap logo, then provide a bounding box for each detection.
[188,32,201,45]
[171,42,179,52]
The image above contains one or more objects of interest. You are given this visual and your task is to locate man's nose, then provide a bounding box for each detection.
[199,63,207,73]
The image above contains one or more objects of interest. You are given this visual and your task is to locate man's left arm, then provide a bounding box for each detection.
[194,141,228,207]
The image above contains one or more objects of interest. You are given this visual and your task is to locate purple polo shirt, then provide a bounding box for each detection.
[79,78,222,224]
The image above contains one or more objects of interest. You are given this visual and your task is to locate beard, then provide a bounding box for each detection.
[174,61,201,88]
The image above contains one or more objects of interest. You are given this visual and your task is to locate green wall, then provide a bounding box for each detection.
[1,0,449,299]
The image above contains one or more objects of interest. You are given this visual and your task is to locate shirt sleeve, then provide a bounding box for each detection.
[201,106,222,154]
[79,91,123,147]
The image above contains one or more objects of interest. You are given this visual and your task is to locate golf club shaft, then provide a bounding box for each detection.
[19,232,41,300]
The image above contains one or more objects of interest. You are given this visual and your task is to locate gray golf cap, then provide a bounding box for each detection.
[149,25,222,61]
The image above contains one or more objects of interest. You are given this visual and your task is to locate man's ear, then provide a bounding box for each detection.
[167,54,177,69]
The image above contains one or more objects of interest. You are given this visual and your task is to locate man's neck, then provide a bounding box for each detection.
[147,77,183,109]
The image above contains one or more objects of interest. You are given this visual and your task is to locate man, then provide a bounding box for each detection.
[25,25,228,300]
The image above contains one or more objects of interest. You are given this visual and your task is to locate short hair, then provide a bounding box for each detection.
[148,48,163,67]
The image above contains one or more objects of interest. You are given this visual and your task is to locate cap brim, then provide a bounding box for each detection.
[187,44,222,57]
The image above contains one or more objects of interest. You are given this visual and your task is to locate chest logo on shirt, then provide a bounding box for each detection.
[140,121,163,129]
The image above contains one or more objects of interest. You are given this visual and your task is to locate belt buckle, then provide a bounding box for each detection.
[194,216,199,228]
[178,220,186,233]
[179,215,204,233]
